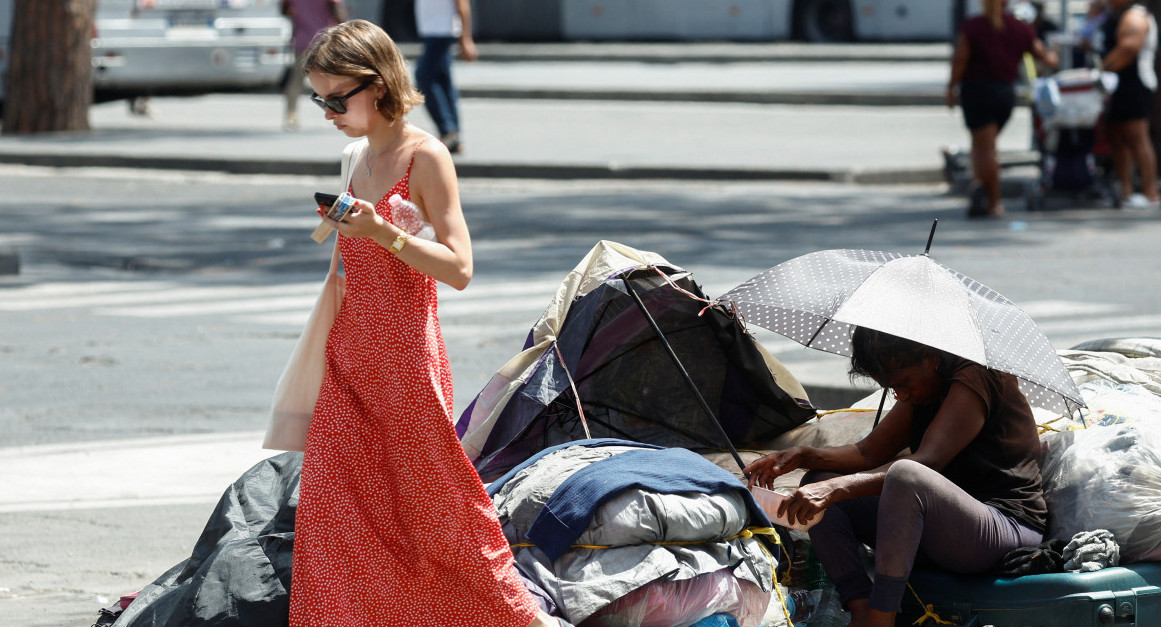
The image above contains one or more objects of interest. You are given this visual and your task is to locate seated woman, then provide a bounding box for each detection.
[744,327,1047,627]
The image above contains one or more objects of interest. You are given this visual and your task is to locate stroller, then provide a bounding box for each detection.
[1024,68,1120,210]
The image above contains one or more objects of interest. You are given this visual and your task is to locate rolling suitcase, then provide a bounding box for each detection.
[900,562,1161,627]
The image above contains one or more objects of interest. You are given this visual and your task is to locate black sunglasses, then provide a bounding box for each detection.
[310,82,372,114]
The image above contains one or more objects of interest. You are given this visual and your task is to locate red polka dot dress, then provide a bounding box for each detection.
[289,142,539,627]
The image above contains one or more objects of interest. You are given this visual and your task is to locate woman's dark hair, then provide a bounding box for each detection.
[848,327,955,384]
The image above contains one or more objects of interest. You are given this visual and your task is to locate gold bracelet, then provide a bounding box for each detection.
[388,232,409,255]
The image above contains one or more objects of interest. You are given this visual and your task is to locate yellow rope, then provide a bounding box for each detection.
[1037,416,1068,435]
[815,408,876,418]
[511,526,785,552]
[739,527,796,627]
[907,583,956,625]
[770,579,795,627]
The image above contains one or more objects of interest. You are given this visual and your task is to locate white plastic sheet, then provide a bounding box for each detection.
[1042,423,1161,562]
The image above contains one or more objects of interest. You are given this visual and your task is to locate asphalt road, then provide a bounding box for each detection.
[1,165,1160,625]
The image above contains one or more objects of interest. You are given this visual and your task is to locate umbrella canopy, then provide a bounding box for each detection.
[719,248,1084,416]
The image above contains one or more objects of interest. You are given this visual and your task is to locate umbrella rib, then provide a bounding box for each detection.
[805,319,831,347]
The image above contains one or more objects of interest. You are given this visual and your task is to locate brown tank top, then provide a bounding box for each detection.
[909,359,1048,532]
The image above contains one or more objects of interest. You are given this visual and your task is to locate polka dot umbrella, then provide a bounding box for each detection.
[718,237,1084,417]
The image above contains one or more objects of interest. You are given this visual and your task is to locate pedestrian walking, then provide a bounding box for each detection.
[291,18,559,627]
[414,0,478,153]
[1098,0,1160,209]
[281,0,347,130]
[947,0,1058,218]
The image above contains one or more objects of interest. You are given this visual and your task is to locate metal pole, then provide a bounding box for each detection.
[872,387,889,429]
[622,276,748,474]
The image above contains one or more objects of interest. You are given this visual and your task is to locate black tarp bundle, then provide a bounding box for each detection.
[113,453,301,626]
[456,241,818,482]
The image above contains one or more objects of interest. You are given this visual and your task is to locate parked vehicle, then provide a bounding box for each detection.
[0,0,291,111]
[90,0,291,102]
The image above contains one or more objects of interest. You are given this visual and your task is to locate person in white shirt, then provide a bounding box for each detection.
[414,0,477,153]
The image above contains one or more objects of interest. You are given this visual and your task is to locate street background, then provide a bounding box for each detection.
[1,42,1160,626]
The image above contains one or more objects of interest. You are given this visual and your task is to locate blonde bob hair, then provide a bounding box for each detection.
[302,19,424,123]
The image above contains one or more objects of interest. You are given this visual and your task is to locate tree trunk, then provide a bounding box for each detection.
[1,0,96,134]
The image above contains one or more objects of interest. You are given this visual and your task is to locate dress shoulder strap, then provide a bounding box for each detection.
[403,136,434,181]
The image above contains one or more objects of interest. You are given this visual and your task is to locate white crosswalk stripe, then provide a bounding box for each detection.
[0,278,561,326]
[1,279,1154,350]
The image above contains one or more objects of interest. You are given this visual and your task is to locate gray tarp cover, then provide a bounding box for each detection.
[492,443,776,624]
[113,453,301,626]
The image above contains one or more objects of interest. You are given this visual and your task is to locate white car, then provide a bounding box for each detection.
[0,0,292,109]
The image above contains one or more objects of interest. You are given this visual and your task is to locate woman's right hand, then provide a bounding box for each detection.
[744,447,808,489]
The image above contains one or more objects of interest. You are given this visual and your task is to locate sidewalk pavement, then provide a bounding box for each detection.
[3,93,1023,182]
[0,44,1034,183]
[398,41,954,63]
[0,432,272,514]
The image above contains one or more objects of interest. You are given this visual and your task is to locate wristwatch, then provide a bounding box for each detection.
[388,232,409,255]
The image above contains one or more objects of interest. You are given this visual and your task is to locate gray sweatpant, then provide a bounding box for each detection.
[804,459,1043,613]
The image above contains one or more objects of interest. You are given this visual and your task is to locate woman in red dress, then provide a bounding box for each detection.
[291,19,557,627]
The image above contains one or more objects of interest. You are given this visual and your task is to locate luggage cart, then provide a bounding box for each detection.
[1024,68,1120,211]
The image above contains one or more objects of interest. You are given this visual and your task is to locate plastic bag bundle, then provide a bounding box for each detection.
[1032,69,1117,130]
[1078,379,1161,427]
[580,568,768,627]
[1042,423,1161,562]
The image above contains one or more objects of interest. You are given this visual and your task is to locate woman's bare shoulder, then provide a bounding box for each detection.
[408,133,456,179]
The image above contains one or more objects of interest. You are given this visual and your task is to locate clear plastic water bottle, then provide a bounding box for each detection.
[388,194,435,241]
[788,588,817,623]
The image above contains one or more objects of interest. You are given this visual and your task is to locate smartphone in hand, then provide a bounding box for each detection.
[315,192,355,222]
[314,192,339,208]
[310,192,355,243]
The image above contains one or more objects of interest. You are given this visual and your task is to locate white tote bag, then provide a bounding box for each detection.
[263,140,367,451]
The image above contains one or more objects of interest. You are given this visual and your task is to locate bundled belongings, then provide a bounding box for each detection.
[1038,345,1161,563]
[1041,422,1161,563]
[488,439,783,627]
[110,453,301,626]
[1058,346,1161,428]
[457,240,816,482]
